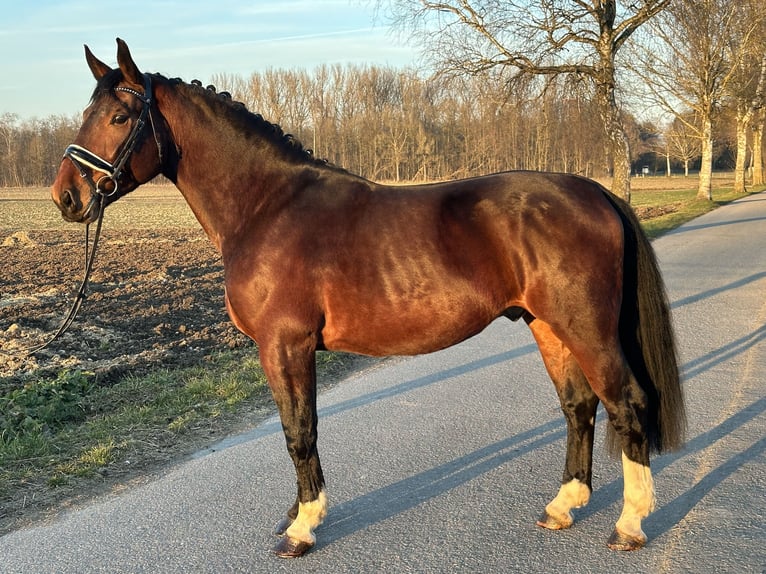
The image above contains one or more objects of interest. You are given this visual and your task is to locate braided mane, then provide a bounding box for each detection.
[172,77,335,168]
[93,68,334,168]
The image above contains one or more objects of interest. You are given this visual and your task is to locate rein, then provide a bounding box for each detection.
[3,74,157,357]
[9,201,107,356]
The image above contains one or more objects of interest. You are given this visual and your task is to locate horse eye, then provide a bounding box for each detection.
[111,114,129,125]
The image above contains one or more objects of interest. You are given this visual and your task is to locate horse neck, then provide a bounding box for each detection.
[154,82,302,252]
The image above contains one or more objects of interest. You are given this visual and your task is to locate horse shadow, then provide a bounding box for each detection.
[317,392,765,547]
[315,329,766,547]
[319,416,567,545]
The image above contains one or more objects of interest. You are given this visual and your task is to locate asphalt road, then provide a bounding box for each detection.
[1,191,764,574]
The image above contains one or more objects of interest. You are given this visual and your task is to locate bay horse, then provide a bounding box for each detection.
[51,39,685,558]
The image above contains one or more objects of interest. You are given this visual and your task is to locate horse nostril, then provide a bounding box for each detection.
[61,189,75,210]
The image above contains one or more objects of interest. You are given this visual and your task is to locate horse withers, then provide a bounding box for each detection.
[51,39,685,557]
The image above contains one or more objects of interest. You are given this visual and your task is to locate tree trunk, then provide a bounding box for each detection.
[749,53,766,186]
[752,115,764,186]
[698,116,714,200]
[612,129,632,202]
[597,80,632,202]
[593,9,632,203]
[733,110,750,193]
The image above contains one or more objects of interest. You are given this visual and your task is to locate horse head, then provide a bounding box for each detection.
[51,38,169,223]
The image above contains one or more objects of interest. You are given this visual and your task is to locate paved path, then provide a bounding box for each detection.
[1,192,764,573]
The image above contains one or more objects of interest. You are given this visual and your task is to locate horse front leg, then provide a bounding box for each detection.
[260,342,327,558]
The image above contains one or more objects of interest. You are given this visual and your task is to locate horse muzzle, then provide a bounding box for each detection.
[51,183,102,224]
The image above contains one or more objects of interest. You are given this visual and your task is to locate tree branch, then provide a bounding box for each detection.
[614,0,670,52]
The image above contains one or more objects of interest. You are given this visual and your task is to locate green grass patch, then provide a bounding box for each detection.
[632,186,765,239]
[0,347,360,529]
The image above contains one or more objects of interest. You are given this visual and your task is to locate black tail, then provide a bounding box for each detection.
[602,190,687,455]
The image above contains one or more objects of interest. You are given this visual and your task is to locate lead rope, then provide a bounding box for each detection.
[1,195,106,357]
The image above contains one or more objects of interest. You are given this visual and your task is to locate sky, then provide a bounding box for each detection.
[0,0,420,120]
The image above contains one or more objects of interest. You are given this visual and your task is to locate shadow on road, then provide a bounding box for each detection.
[681,323,766,382]
[645,435,766,541]
[198,343,538,456]
[319,343,538,419]
[319,416,566,545]
[665,215,766,235]
[671,271,766,310]
[577,395,766,539]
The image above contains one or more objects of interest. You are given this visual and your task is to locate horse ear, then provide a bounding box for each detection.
[115,38,143,86]
[85,45,112,81]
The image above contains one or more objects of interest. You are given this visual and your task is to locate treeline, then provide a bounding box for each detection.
[0,113,79,188]
[0,64,742,187]
[213,65,666,182]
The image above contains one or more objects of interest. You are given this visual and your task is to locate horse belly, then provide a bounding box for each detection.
[320,291,501,356]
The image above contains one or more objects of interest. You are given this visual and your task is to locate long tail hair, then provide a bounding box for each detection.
[602,190,687,455]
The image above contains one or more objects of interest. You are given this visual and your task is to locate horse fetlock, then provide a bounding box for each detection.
[559,478,591,508]
[621,452,656,517]
[284,490,328,545]
[610,453,653,552]
[537,478,591,530]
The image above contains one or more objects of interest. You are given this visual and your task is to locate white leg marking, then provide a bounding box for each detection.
[544,479,591,527]
[285,490,328,545]
[615,451,656,541]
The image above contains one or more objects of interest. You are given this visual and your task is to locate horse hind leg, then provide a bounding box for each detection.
[527,318,599,531]
[607,451,655,550]
[601,369,656,551]
[530,317,655,549]
[573,341,656,550]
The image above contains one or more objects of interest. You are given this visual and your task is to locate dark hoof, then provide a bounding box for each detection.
[273,516,294,537]
[607,529,646,551]
[273,535,314,558]
[536,511,572,530]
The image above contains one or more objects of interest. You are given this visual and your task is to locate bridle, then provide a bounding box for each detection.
[64,73,159,218]
[6,73,161,356]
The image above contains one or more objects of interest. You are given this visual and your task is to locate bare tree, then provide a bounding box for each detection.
[728,1,766,193]
[732,52,766,192]
[630,0,757,200]
[380,0,669,201]
[664,116,701,177]
[211,63,613,183]
[731,0,766,193]
[0,113,22,187]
